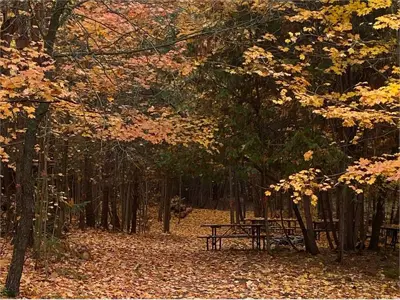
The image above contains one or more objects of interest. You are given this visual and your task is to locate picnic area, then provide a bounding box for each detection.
[0,0,400,298]
[0,209,399,298]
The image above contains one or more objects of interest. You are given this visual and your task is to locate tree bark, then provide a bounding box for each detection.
[101,185,109,230]
[303,196,319,255]
[293,203,318,255]
[337,186,345,262]
[5,1,68,295]
[163,177,171,233]
[110,188,120,231]
[84,153,95,227]
[344,188,355,250]
[320,191,334,250]
[369,190,385,250]
[229,167,234,224]
[131,177,139,234]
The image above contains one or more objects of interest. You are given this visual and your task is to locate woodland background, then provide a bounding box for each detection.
[0,0,399,298]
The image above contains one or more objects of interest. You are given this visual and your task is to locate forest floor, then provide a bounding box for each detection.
[0,209,399,298]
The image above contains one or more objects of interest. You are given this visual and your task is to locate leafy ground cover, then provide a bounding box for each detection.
[1,209,399,298]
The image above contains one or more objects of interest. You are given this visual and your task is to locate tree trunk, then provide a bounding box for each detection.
[163,177,171,233]
[5,109,43,295]
[101,186,109,230]
[358,193,366,249]
[234,173,242,223]
[229,168,234,224]
[389,195,397,224]
[293,203,318,255]
[158,180,164,222]
[327,191,339,247]
[344,188,355,250]
[5,0,68,295]
[320,191,334,250]
[302,196,319,255]
[369,191,385,250]
[110,188,120,231]
[337,186,345,262]
[131,178,139,234]
[84,154,95,227]
[354,194,362,249]
[56,138,68,237]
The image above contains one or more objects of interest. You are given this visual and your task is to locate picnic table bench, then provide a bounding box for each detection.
[198,223,267,250]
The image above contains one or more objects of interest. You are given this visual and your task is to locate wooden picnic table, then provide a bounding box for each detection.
[245,217,298,234]
[312,219,338,239]
[244,217,297,226]
[381,224,399,249]
[199,223,266,250]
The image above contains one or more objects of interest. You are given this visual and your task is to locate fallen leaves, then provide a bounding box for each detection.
[0,209,399,298]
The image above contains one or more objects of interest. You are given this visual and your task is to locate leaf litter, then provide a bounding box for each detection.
[0,209,399,298]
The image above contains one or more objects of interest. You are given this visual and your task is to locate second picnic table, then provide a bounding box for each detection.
[199,223,265,250]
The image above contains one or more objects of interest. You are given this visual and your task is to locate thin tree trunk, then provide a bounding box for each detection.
[5,0,68,294]
[158,180,164,222]
[354,194,362,248]
[321,191,334,250]
[303,196,319,255]
[131,177,139,234]
[235,172,242,223]
[126,183,131,233]
[111,188,120,231]
[369,191,385,250]
[101,186,109,230]
[337,186,345,263]
[78,178,85,230]
[327,191,339,247]
[84,153,95,227]
[389,195,396,224]
[344,188,355,250]
[178,174,182,224]
[293,203,314,253]
[229,167,234,224]
[163,177,171,233]
[358,193,366,249]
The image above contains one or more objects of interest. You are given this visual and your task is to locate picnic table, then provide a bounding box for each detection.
[244,217,297,235]
[312,219,339,239]
[199,223,266,250]
[269,218,297,232]
[381,224,399,249]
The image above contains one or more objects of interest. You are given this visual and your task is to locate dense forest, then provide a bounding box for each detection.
[0,0,399,298]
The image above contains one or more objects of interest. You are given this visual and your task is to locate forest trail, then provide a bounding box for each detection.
[1,209,399,298]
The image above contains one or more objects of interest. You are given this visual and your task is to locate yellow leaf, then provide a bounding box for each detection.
[304,189,313,196]
[304,150,313,161]
[311,194,318,206]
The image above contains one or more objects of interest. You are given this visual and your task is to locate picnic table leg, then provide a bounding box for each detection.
[251,226,256,250]
[211,227,217,250]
